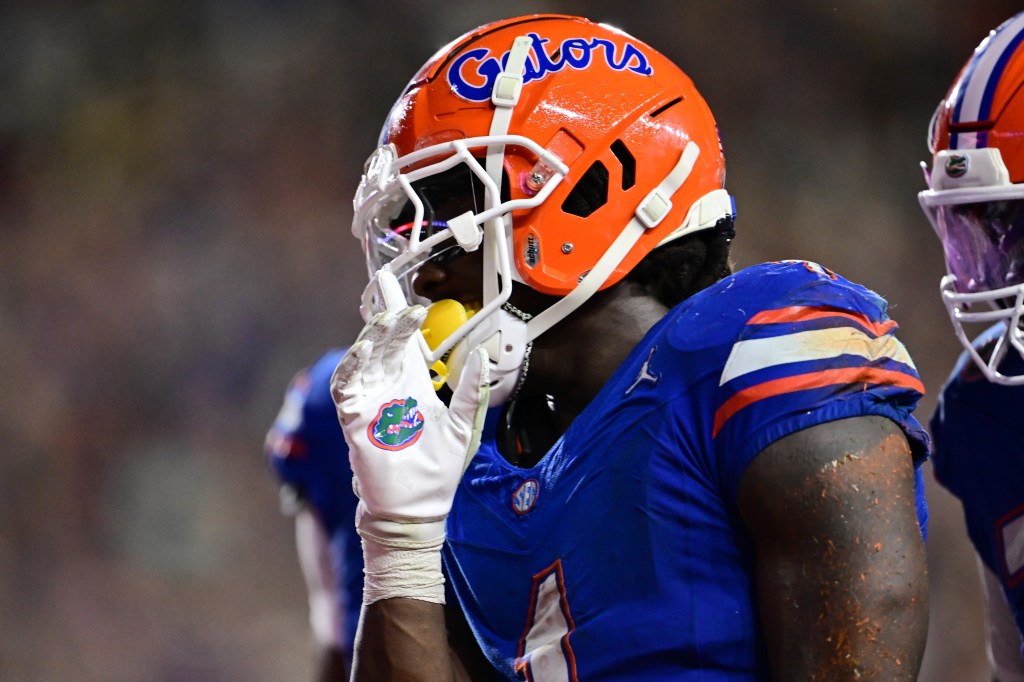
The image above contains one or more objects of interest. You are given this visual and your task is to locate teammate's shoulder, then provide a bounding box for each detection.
[300,347,349,410]
[280,348,347,395]
[309,347,348,381]
[265,347,348,456]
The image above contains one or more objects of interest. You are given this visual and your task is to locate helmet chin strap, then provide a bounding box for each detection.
[484,35,533,305]
[445,305,531,407]
[446,34,534,407]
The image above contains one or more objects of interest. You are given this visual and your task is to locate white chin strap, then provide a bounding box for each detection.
[483,35,533,304]
[444,35,533,407]
[446,307,529,407]
[941,274,1024,385]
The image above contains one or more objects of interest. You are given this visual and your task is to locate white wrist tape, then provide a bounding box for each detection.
[356,507,447,605]
[361,534,445,605]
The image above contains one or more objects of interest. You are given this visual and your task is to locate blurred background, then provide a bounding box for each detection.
[1,0,1019,679]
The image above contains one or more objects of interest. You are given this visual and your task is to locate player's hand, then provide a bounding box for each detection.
[330,270,489,547]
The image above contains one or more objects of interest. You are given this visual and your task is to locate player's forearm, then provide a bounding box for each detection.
[352,598,457,681]
[351,523,461,680]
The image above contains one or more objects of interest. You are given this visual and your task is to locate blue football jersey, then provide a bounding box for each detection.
[444,261,930,680]
[265,349,362,656]
[931,323,1024,652]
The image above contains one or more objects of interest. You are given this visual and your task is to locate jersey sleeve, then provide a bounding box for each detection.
[710,264,930,505]
[264,348,356,535]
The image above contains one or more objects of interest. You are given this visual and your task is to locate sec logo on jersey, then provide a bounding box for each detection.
[512,479,541,515]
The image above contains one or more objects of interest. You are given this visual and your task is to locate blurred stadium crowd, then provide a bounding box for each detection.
[0,0,1019,679]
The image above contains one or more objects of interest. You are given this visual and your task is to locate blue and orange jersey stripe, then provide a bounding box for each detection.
[712,305,923,437]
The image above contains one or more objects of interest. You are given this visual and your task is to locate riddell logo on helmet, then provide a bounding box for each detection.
[447,32,653,102]
[945,154,969,178]
[524,234,540,267]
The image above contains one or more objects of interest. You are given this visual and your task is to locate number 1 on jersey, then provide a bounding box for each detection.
[515,559,578,681]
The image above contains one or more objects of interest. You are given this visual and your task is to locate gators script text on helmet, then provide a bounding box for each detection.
[352,14,734,403]
[920,11,1024,384]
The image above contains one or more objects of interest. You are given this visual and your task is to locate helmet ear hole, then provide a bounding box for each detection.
[561,161,609,217]
[610,140,636,191]
[558,138,637,217]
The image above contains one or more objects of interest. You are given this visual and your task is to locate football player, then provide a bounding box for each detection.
[265,349,362,681]
[333,14,930,680]
[920,10,1024,680]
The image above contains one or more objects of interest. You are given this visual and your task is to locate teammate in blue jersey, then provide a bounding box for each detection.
[920,11,1024,680]
[331,14,930,681]
[265,349,362,681]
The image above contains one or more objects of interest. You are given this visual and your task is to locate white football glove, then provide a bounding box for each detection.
[330,270,489,603]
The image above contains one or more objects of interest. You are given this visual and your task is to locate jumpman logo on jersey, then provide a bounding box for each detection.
[626,346,660,394]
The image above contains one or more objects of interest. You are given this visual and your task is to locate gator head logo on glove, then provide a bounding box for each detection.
[368,397,425,451]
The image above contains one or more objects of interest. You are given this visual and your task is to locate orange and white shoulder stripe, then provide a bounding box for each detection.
[713,306,924,437]
[720,306,915,386]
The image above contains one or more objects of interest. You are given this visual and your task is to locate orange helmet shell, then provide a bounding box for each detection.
[929,12,1024,181]
[379,14,727,296]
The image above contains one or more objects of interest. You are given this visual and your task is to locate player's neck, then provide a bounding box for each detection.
[496,285,665,468]
[521,282,667,427]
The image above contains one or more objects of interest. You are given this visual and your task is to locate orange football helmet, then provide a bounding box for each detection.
[352,14,734,402]
[920,11,1024,384]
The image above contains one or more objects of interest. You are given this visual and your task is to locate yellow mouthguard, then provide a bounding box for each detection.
[421,299,478,390]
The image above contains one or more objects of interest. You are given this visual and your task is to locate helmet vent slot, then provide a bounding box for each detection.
[610,140,636,190]
[561,161,609,217]
[649,96,683,119]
